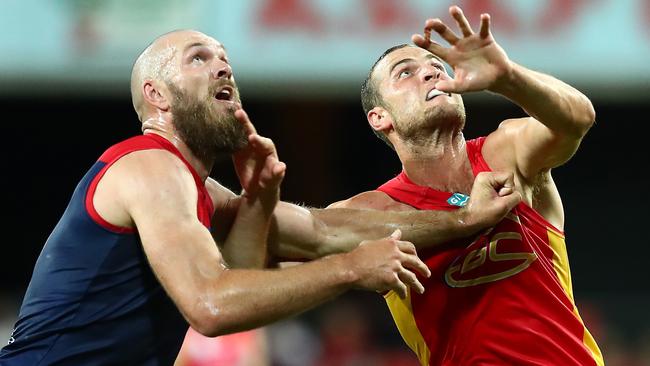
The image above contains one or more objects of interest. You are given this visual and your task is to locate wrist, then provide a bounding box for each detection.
[330,252,360,289]
[240,190,280,216]
[456,207,484,236]
[489,60,518,97]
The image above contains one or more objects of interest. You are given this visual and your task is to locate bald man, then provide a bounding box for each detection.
[0,30,519,365]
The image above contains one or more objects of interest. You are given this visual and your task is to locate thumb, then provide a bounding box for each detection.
[500,190,522,212]
[490,171,515,189]
[434,79,457,93]
[390,229,402,240]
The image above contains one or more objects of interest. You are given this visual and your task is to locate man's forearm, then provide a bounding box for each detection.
[221,195,275,268]
[196,253,355,335]
[269,203,481,260]
[493,62,595,136]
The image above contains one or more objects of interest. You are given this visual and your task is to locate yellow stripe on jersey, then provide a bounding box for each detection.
[547,229,604,366]
[384,289,431,366]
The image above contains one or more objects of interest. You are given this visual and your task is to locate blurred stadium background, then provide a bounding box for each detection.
[1,0,649,365]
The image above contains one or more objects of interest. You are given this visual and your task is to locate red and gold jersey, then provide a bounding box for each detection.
[377,137,603,366]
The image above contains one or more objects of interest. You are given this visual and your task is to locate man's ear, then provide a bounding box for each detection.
[367,106,393,133]
[142,80,170,111]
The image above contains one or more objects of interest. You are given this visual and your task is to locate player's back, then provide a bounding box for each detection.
[0,134,213,365]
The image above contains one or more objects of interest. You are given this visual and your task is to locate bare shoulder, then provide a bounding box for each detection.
[112,149,195,197]
[94,149,196,228]
[481,117,532,172]
[327,190,414,211]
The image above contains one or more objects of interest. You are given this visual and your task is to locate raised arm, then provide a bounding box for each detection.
[104,149,429,337]
[218,109,285,269]
[412,5,595,178]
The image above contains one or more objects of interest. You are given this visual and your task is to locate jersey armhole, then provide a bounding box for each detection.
[85,158,136,234]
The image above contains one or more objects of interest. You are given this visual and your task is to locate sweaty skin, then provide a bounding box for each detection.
[94,30,436,338]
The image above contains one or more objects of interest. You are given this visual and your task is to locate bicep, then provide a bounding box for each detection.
[485,118,584,179]
[119,152,226,324]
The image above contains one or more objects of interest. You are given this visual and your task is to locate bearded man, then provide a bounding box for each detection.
[0,30,519,365]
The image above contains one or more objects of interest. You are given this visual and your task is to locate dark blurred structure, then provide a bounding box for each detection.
[1,0,650,364]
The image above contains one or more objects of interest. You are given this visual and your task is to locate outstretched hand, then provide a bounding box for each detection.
[232,109,286,202]
[411,5,512,94]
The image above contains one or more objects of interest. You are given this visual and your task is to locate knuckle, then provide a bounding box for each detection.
[391,259,401,270]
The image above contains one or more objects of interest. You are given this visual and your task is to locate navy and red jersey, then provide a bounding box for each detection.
[378,137,603,366]
[0,134,214,365]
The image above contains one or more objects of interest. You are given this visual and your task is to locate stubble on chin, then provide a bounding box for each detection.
[393,100,466,142]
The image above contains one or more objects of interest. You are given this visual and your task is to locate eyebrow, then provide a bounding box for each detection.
[183,42,229,63]
[389,58,415,75]
[388,54,442,74]
[184,42,206,52]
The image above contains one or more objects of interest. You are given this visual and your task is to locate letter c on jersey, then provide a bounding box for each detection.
[445,232,538,288]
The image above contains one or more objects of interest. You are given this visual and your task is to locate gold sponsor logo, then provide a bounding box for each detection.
[445,217,537,288]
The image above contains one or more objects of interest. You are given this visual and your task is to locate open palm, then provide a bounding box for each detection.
[412,6,512,94]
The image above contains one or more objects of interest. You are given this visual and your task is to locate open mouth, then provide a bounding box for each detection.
[426,89,451,101]
[214,86,234,102]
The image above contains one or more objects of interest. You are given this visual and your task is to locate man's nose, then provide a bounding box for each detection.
[212,61,232,80]
[423,68,441,82]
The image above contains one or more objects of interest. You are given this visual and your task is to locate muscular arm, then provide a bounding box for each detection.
[268,195,476,260]
[486,64,596,178]
[209,170,520,261]
[413,6,595,178]
[210,108,285,269]
[204,179,274,269]
[217,188,272,269]
[208,185,480,260]
[109,150,425,336]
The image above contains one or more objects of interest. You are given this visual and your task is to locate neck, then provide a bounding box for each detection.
[393,128,473,193]
[142,115,213,181]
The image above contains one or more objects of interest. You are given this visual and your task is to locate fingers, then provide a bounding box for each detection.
[390,276,409,299]
[488,171,516,191]
[400,252,432,279]
[234,109,257,136]
[411,34,448,60]
[450,5,474,37]
[248,134,278,158]
[434,77,466,94]
[390,229,402,240]
[396,239,415,254]
[257,152,286,190]
[394,238,431,278]
[479,13,491,39]
[427,18,460,46]
[235,109,278,160]
[474,171,522,211]
[475,171,514,191]
[397,268,424,295]
[500,190,522,211]
[260,159,286,184]
[272,161,287,177]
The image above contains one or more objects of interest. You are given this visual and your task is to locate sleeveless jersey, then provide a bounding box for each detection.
[377,137,603,366]
[0,134,214,365]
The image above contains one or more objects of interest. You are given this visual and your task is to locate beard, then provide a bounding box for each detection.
[167,82,247,163]
[391,98,466,144]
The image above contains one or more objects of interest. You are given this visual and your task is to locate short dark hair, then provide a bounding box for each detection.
[360,44,410,150]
